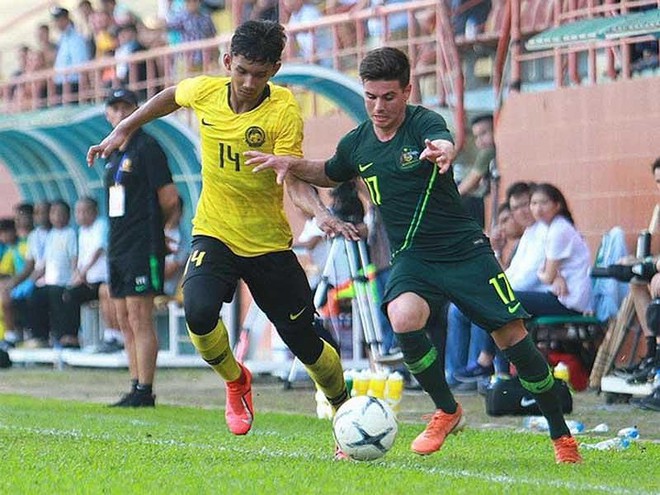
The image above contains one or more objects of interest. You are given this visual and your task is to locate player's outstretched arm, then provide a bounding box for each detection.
[419,138,455,174]
[86,87,181,166]
[285,175,360,241]
[245,151,335,187]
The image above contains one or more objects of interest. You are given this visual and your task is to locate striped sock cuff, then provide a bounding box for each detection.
[519,368,555,394]
[405,346,438,375]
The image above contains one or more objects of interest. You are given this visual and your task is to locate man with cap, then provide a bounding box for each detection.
[100,88,179,407]
[51,6,90,103]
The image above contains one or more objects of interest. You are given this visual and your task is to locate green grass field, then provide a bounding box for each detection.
[1,393,658,495]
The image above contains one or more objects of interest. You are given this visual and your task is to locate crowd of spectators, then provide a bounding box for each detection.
[0,195,187,353]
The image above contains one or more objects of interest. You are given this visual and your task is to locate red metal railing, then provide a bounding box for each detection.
[0,0,467,148]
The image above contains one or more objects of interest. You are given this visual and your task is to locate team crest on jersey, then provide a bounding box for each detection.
[245,126,266,148]
[399,147,421,170]
[120,158,133,172]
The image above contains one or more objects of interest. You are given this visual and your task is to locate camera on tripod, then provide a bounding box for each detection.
[591,260,658,282]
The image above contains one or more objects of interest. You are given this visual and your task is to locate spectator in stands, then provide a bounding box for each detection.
[91,88,178,407]
[166,0,218,70]
[11,45,30,79]
[19,50,48,108]
[38,200,79,348]
[415,8,438,102]
[454,113,495,228]
[51,6,91,102]
[0,219,29,346]
[91,11,119,86]
[366,0,410,48]
[66,197,122,353]
[242,0,279,22]
[283,0,333,68]
[114,23,147,89]
[325,0,361,66]
[77,0,96,56]
[616,157,660,385]
[491,202,525,269]
[451,0,492,39]
[515,183,592,317]
[36,24,58,69]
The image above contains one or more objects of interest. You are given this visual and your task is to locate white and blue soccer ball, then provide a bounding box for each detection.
[332,395,398,461]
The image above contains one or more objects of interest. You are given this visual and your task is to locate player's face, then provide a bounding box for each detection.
[530,191,560,225]
[224,54,280,107]
[105,101,137,128]
[363,79,411,135]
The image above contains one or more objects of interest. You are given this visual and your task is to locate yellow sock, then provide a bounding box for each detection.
[187,320,241,381]
[304,340,347,410]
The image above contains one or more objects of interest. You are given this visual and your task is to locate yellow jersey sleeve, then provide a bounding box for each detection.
[180,77,305,257]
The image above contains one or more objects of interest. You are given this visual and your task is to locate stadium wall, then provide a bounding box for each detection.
[496,77,660,254]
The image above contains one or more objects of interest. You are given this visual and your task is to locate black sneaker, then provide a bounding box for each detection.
[454,363,494,383]
[637,388,660,411]
[110,391,136,408]
[626,361,658,384]
[614,357,654,378]
[110,391,156,408]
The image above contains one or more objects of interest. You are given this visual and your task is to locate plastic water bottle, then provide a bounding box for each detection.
[384,372,404,415]
[367,371,387,399]
[566,420,585,435]
[343,370,354,398]
[522,416,549,432]
[582,437,631,451]
[591,423,610,433]
[553,362,570,384]
[617,427,639,440]
[351,370,369,397]
[654,369,660,389]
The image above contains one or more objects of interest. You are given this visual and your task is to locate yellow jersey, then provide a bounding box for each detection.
[175,76,304,256]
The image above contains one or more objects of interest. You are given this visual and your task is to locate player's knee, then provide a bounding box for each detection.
[184,297,221,335]
[387,298,428,332]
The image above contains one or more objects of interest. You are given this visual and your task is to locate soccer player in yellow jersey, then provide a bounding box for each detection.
[87,20,357,455]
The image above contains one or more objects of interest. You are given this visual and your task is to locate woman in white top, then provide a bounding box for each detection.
[515,183,593,316]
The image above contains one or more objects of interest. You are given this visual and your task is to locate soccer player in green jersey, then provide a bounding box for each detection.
[88,20,357,456]
[246,47,582,463]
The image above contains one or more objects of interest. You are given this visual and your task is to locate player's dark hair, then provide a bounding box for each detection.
[471,113,493,128]
[531,183,575,225]
[14,202,34,216]
[230,20,286,64]
[505,181,534,202]
[359,47,410,88]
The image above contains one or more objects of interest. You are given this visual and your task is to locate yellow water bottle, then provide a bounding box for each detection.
[553,362,570,384]
[351,370,369,397]
[368,371,387,399]
[384,372,404,415]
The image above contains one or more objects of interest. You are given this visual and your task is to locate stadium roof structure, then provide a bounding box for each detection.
[0,64,367,237]
[526,8,660,50]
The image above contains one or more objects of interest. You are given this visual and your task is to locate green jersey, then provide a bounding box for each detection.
[325,105,490,262]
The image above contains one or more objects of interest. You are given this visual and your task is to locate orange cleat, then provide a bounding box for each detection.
[225,364,254,435]
[553,435,582,464]
[411,403,465,455]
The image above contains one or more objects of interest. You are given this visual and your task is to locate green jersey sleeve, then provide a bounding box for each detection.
[411,106,454,145]
[325,129,360,182]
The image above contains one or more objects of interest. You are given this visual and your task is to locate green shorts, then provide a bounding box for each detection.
[382,251,529,332]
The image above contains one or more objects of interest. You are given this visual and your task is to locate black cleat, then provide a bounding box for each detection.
[109,391,156,408]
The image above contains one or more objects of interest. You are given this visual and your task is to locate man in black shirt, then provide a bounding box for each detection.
[101,88,178,407]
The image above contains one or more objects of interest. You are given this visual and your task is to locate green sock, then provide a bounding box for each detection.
[503,335,569,439]
[304,340,348,410]
[397,329,456,413]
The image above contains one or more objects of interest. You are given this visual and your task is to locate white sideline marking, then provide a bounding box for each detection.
[0,424,651,495]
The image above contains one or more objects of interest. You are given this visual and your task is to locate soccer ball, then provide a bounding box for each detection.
[332,395,398,461]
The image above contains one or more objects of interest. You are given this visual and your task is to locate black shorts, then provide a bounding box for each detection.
[109,253,165,298]
[182,235,314,329]
[383,251,529,332]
